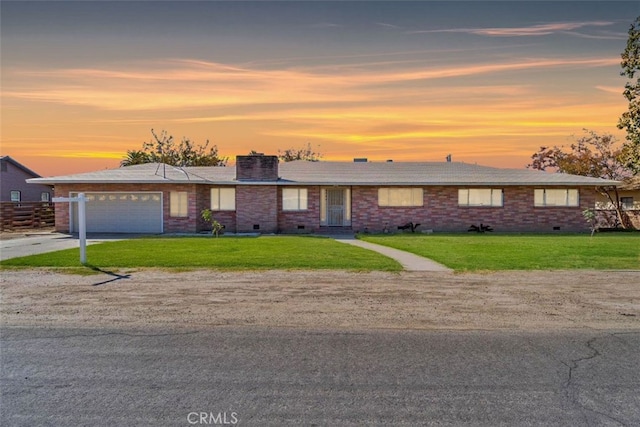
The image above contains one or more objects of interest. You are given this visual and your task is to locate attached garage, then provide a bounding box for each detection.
[71,192,163,233]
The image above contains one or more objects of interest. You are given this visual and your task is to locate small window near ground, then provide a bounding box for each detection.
[534,189,579,207]
[10,191,21,202]
[41,192,50,202]
[170,191,188,217]
[458,189,503,207]
[378,188,423,207]
[283,188,308,211]
[211,187,236,211]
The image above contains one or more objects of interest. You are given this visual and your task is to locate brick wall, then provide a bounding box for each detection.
[236,185,278,233]
[351,186,596,233]
[53,183,599,234]
[277,186,321,233]
[196,185,237,233]
[54,183,200,233]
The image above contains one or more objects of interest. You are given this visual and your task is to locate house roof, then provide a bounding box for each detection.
[618,176,640,191]
[27,160,621,187]
[1,156,42,178]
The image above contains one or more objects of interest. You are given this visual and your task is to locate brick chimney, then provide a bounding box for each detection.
[235,154,279,181]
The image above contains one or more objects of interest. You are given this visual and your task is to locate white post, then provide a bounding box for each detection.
[78,193,87,264]
[52,194,89,265]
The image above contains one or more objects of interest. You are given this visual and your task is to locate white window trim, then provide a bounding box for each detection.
[10,191,21,202]
[378,188,424,207]
[458,188,503,207]
[211,187,236,211]
[534,189,579,207]
[282,188,308,211]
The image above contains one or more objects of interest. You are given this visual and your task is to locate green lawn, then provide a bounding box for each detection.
[359,233,640,271]
[0,236,402,271]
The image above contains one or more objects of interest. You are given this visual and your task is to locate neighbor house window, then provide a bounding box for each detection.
[10,191,21,202]
[458,189,503,207]
[534,189,579,207]
[378,188,423,207]
[621,197,634,210]
[41,192,50,202]
[170,191,188,217]
[211,187,235,211]
[283,188,308,211]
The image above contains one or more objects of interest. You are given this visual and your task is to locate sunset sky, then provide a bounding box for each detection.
[1,1,638,176]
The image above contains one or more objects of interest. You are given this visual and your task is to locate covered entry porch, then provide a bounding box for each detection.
[320,187,351,228]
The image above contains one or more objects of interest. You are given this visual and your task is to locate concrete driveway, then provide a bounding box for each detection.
[0,233,131,261]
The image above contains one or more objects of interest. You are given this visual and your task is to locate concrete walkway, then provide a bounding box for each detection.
[333,236,453,272]
[0,233,129,261]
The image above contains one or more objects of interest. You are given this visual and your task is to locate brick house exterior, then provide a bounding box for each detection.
[30,154,617,234]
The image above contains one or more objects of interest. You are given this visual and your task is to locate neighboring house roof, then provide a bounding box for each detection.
[618,176,640,191]
[27,160,620,187]
[1,156,42,178]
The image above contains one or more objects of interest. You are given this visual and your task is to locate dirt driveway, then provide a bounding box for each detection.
[2,269,639,331]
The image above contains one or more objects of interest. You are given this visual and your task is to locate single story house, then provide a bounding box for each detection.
[1,156,53,202]
[28,154,620,234]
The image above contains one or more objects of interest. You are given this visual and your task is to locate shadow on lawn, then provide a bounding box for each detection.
[86,264,132,286]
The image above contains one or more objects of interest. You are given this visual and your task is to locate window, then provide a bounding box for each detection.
[458,189,503,207]
[41,192,50,202]
[534,189,579,207]
[211,188,236,211]
[621,197,634,210]
[10,191,21,202]
[283,188,308,211]
[170,191,188,217]
[378,188,423,207]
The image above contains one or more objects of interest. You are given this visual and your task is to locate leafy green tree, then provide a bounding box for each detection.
[277,143,322,162]
[618,16,640,174]
[201,209,224,237]
[120,129,227,167]
[528,130,633,228]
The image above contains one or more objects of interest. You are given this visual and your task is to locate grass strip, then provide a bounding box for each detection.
[0,235,402,271]
[359,233,640,271]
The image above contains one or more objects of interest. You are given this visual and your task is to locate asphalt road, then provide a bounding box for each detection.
[2,327,639,426]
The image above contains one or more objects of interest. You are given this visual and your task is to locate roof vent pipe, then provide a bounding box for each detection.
[446,154,452,162]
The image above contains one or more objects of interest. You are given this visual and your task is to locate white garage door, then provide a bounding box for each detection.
[71,192,163,233]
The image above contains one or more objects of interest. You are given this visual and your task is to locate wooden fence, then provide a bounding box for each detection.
[0,202,55,231]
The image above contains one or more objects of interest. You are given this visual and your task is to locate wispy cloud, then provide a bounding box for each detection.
[595,85,624,94]
[310,22,341,29]
[409,21,615,37]
[4,56,618,111]
[375,22,402,30]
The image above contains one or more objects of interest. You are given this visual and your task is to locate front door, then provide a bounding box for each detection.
[326,188,345,226]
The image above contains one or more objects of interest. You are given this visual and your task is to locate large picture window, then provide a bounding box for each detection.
[170,191,188,217]
[534,189,579,207]
[283,188,308,211]
[458,189,503,207]
[211,188,235,211]
[378,188,423,207]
